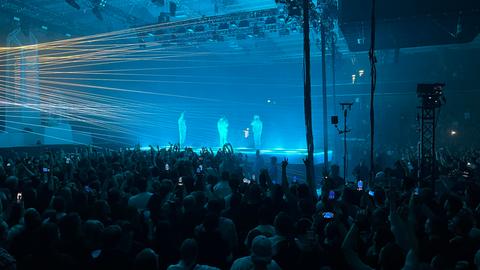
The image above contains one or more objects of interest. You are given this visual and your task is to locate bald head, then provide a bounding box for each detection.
[134,248,158,270]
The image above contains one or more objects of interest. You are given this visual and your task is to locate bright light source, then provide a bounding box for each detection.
[450,130,457,136]
[351,74,356,84]
[267,99,272,103]
[358,69,365,77]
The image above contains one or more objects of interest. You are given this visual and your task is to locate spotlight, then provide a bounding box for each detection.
[358,69,365,77]
[65,0,81,9]
[450,130,457,136]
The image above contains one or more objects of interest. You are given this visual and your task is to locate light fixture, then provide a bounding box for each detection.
[450,130,457,136]
[65,0,81,9]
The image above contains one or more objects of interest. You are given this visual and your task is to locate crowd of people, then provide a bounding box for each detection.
[0,143,479,270]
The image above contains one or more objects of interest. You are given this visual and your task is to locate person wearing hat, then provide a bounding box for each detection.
[230,235,281,270]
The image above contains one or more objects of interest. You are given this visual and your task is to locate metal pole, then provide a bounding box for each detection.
[344,108,348,180]
[332,34,337,164]
[321,23,329,174]
[302,0,315,190]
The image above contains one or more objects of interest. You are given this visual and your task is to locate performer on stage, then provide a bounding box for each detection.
[217,116,229,147]
[178,112,186,147]
[251,115,263,148]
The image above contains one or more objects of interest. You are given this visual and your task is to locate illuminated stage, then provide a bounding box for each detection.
[137,146,333,165]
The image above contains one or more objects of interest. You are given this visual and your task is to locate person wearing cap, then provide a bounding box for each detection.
[230,235,281,270]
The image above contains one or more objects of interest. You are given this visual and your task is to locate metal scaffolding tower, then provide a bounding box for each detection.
[417,83,445,188]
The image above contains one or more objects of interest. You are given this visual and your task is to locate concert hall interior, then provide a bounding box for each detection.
[0,1,480,270]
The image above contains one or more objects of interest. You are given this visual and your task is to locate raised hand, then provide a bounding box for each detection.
[281,157,288,169]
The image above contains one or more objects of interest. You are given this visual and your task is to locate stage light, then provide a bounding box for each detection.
[265,17,276,24]
[239,20,249,28]
[450,130,457,136]
[358,69,364,77]
[218,23,229,30]
[65,0,81,9]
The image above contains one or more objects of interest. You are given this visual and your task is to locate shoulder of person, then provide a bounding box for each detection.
[268,260,282,270]
[230,256,252,270]
[194,265,221,270]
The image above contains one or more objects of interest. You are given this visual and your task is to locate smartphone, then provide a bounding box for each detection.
[178,177,184,186]
[6,163,11,167]
[243,178,251,184]
[328,190,335,200]
[323,212,334,219]
[84,186,93,193]
[16,193,22,203]
[199,165,203,171]
[43,167,50,173]
[368,190,375,197]
[357,180,363,191]
[165,164,170,171]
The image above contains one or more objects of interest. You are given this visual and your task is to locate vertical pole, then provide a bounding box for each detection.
[332,37,337,164]
[431,108,436,191]
[344,108,348,180]
[302,0,315,190]
[321,23,329,174]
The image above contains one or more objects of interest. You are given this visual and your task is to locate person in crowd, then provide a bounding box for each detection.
[217,116,229,147]
[128,173,153,211]
[168,238,220,270]
[178,112,187,148]
[250,115,263,149]
[230,235,281,270]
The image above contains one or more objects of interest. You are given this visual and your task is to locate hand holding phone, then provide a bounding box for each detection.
[328,190,335,200]
[16,193,22,203]
[357,180,363,191]
[323,212,334,219]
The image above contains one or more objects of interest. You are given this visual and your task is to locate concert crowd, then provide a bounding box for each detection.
[0,144,479,270]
